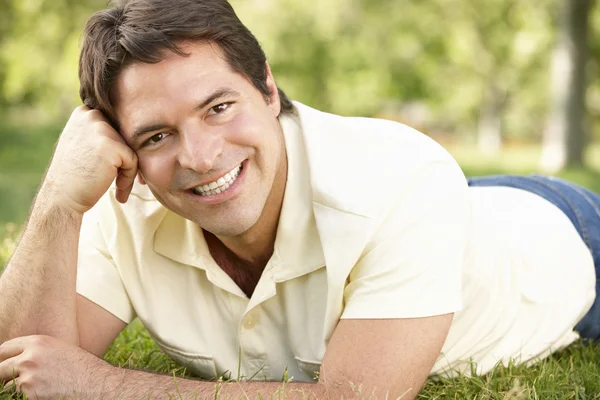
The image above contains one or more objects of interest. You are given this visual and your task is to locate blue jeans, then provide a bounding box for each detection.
[467,175,600,341]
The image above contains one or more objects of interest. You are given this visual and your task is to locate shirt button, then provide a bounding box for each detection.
[243,313,259,329]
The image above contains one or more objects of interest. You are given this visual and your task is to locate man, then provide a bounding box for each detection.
[0,0,598,399]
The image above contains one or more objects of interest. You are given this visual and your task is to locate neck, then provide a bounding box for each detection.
[217,143,288,268]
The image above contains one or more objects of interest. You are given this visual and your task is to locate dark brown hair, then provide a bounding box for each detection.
[78,0,294,127]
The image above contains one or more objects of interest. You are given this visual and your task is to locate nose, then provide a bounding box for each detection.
[177,127,224,174]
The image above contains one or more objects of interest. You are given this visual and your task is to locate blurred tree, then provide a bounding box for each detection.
[0,0,14,110]
[541,0,597,171]
[234,0,555,149]
[399,0,554,153]
[590,4,600,141]
[0,0,103,118]
[0,0,594,157]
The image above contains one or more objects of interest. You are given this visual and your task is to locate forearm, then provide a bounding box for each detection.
[103,367,360,400]
[0,184,82,344]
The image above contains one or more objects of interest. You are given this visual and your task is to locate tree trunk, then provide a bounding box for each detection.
[477,83,505,155]
[540,0,593,172]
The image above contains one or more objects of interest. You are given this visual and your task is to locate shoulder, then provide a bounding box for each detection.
[293,102,468,219]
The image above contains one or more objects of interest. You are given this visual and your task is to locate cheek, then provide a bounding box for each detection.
[226,113,263,146]
[138,154,174,188]
[227,112,282,165]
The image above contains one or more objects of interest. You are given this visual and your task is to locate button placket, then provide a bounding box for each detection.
[238,306,269,379]
[237,262,281,379]
[242,311,260,330]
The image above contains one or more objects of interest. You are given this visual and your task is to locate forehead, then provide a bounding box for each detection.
[113,42,243,133]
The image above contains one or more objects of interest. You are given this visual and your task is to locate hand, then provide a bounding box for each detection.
[41,105,138,214]
[0,335,113,400]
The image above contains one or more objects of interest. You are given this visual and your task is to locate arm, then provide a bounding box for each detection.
[77,295,127,357]
[0,314,450,399]
[318,316,453,399]
[0,106,137,346]
[103,315,451,399]
[0,337,330,400]
[0,195,82,344]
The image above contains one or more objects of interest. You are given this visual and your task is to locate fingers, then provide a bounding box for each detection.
[44,108,140,213]
[136,172,146,185]
[115,171,136,203]
[98,132,138,204]
[3,378,18,392]
[0,340,25,363]
[0,356,19,385]
[114,145,138,204]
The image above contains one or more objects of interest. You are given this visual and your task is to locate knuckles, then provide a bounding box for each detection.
[25,335,52,350]
[17,355,37,371]
[72,105,90,115]
[45,106,135,212]
[30,335,50,347]
[1,336,85,400]
[72,105,102,121]
[94,135,114,151]
[66,108,116,140]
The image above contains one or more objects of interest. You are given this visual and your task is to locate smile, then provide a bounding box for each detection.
[192,164,242,196]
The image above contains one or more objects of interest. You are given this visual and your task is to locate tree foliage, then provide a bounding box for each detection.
[234,0,597,148]
[0,0,105,117]
[0,0,598,146]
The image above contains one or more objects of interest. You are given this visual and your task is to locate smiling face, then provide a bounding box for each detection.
[113,41,287,239]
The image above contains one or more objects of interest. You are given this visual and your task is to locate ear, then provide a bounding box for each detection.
[264,61,281,117]
[136,172,147,185]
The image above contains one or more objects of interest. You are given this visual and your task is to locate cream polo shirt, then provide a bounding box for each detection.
[76,102,595,381]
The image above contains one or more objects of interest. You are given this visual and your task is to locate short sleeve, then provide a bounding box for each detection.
[76,204,136,324]
[341,160,470,319]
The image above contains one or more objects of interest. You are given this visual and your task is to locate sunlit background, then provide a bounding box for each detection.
[0,0,599,233]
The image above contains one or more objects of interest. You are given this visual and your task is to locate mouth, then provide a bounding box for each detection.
[191,163,243,197]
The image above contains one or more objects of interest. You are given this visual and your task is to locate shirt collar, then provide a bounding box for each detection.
[270,111,325,281]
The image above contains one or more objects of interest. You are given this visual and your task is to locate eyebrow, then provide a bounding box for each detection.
[129,87,241,144]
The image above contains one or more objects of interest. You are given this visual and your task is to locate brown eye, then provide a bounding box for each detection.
[210,102,232,114]
[149,133,165,143]
[142,132,166,147]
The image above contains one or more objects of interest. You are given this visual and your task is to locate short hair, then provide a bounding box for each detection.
[78,0,294,127]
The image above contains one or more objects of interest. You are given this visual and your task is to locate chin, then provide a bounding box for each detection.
[197,212,260,238]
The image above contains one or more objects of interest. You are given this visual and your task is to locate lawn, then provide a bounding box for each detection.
[1,139,600,398]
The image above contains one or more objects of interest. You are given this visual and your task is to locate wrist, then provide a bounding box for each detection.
[34,182,87,220]
[102,363,122,397]
[27,186,84,233]
[79,360,123,400]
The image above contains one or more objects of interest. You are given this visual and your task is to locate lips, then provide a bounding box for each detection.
[191,164,242,196]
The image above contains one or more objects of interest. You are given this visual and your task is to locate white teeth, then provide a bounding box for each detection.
[192,164,242,196]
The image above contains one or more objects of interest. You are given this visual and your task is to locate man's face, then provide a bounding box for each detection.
[114,42,286,238]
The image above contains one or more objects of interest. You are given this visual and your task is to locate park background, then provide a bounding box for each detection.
[1,0,600,398]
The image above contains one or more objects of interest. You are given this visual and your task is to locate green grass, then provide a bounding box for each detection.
[2,137,600,398]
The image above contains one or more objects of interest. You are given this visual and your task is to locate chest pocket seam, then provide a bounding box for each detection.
[154,337,218,380]
[294,356,321,382]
